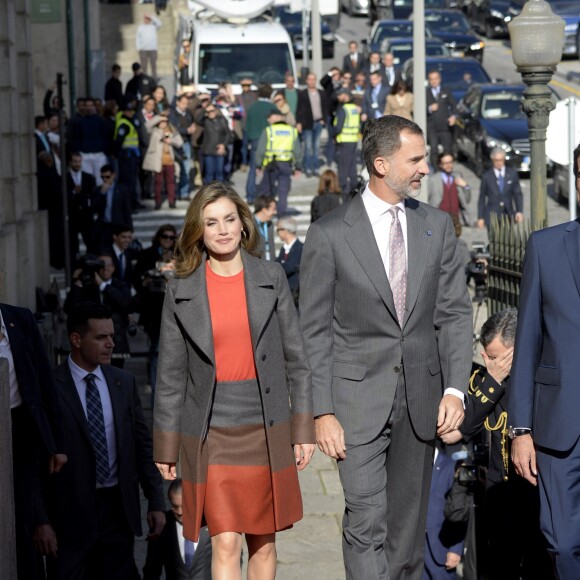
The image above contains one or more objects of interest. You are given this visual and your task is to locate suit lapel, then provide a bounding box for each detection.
[563,220,580,298]
[102,365,125,454]
[344,195,397,321]
[404,199,429,328]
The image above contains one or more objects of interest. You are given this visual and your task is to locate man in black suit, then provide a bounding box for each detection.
[275,216,303,307]
[125,62,156,102]
[104,64,124,107]
[67,152,97,257]
[363,51,382,77]
[143,479,212,580]
[107,224,136,287]
[0,302,67,579]
[477,148,523,228]
[380,53,402,90]
[342,41,365,76]
[426,70,457,168]
[35,303,165,580]
[92,164,133,252]
[362,70,389,122]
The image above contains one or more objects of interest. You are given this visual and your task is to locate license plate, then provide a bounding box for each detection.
[452,50,464,57]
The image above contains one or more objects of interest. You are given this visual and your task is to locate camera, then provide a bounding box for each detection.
[145,268,175,293]
[77,255,105,287]
[468,242,490,303]
[457,442,489,488]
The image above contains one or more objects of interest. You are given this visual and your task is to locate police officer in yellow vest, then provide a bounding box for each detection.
[255,108,302,216]
[331,89,361,201]
[114,95,144,211]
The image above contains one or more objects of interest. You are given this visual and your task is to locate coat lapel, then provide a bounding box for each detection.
[174,257,216,366]
[563,220,580,298]
[344,194,397,321]
[404,198,429,329]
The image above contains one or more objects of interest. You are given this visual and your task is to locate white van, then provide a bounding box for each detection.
[184,18,298,94]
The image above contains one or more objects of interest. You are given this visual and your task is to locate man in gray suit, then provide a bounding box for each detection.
[300,115,472,579]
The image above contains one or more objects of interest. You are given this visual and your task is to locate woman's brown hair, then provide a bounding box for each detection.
[317,169,341,194]
[174,182,261,277]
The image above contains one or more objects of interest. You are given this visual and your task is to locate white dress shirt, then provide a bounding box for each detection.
[494,168,505,180]
[0,311,23,408]
[361,184,464,402]
[67,356,119,487]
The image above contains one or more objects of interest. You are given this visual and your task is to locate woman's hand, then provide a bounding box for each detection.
[294,444,316,471]
[155,462,177,480]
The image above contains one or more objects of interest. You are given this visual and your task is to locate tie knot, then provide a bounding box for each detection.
[84,373,97,386]
[388,206,401,223]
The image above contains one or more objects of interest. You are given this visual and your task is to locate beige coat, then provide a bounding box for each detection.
[385,92,414,120]
[142,122,184,174]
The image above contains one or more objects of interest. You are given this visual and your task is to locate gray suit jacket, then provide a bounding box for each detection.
[299,192,472,444]
[427,171,471,210]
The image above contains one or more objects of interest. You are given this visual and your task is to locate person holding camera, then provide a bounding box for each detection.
[65,254,132,368]
[142,111,184,210]
[441,308,551,579]
[196,103,231,184]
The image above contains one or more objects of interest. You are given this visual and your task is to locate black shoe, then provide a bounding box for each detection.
[169,203,176,209]
[133,202,147,210]
[154,204,161,210]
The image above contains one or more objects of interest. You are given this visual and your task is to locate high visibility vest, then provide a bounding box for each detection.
[335,103,360,143]
[114,115,139,149]
[263,123,296,166]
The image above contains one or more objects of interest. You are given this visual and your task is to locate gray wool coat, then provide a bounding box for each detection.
[153,250,315,541]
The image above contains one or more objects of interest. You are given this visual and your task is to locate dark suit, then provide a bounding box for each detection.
[67,171,96,257]
[380,66,402,90]
[276,238,303,302]
[477,167,523,226]
[104,77,124,107]
[423,451,464,580]
[342,52,365,76]
[1,303,65,579]
[426,86,457,167]
[43,362,165,579]
[295,88,329,131]
[109,246,135,287]
[509,219,580,578]
[143,514,212,580]
[92,182,133,251]
[362,83,389,120]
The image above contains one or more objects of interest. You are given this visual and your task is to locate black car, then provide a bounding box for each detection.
[422,9,485,61]
[466,0,524,39]
[402,56,491,103]
[365,19,418,56]
[272,6,335,59]
[369,0,458,23]
[455,83,559,176]
[381,37,451,67]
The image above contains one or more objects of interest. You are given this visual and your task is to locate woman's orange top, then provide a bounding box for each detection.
[206,262,256,382]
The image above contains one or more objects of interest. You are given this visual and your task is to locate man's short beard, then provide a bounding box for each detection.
[383,174,422,199]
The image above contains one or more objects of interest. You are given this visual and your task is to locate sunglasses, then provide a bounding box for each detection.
[160,234,177,240]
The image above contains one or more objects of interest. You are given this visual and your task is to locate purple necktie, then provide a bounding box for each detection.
[389,207,407,326]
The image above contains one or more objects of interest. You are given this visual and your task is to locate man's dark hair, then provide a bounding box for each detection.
[68,151,82,163]
[480,308,518,349]
[100,164,115,175]
[76,97,86,106]
[112,64,121,73]
[427,69,441,78]
[258,84,273,99]
[362,115,424,174]
[437,151,454,164]
[67,302,112,336]
[254,195,276,213]
[112,223,133,237]
[574,143,580,179]
[176,93,189,103]
[34,115,46,128]
[168,478,183,499]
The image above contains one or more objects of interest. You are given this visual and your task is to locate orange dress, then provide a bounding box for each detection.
[203,263,276,535]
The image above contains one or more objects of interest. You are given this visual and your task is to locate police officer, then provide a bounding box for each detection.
[255,107,302,216]
[331,88,360,200]
[114,95,144,210]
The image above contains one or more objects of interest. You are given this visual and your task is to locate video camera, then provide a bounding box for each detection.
[456,442,489,488]
[468,242,490,303]
[145,266,175,293]
[77,255,105,287]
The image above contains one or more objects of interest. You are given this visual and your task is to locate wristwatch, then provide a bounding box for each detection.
[508,427,531,439]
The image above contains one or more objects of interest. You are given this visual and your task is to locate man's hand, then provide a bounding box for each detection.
[315,414,346,460]
[294,443,316,471]
[296,123,302,133]
[511,434,538,485]
[48,454,67,474]
[293,170,302,178]
[455,176,467,188]
[146,510,166,541]
[477,218,485,229]
[430,103,439,113]
[515,212,524,224]
[155,462,177,480]
[256,168,263,176]
[216,143,226,156]
[33,524,58,557]
[437,395,464,436]
[446,552,461,570]
[440,429,463,445]
[448,115,457,126]
[482,347,513,384]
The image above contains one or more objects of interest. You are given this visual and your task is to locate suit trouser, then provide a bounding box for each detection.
[336,142,358,199]
[536,437,580,579]
[427,129,453,169]
[139,50,158,79]
[337,375,435,580]
[47,485,135,580]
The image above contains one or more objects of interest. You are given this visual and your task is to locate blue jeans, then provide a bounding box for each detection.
[177,142,192,199]
[241,129,249,166]
[302,121,323,174]
[203,154,225,183]
[245,139,260,201]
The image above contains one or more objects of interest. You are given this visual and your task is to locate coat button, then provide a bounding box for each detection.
[265,387,271,394]
[394,366,401,373]
[401,335,405,342]
[269,420,274,426]
[261,354,267,361]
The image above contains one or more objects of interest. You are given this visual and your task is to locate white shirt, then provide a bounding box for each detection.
[494,168,505,180]
[0,311,23,408]
[282,238,298,254]
[176,520,199,563]
[67,356,119,487]
[70,169,82,187]
[361,184,464,402]
[136,17,161,51]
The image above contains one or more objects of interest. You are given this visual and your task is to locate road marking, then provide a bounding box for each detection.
[551,78,580,97]
[334,33,347,44]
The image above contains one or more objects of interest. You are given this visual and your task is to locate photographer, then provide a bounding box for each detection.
[132,225,177,402]
[196,102,231,184]
[441,309,551,578]
[65,254,132,368]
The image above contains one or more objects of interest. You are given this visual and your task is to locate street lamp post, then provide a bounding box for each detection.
[509,0,564,230]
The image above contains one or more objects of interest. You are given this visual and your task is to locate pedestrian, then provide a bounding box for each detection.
[477,148,523,228]
[275,216,303,308]
[197,103,231,184]
[300,114,473,579]
[385,80,413,120]
[426,70,457,169]
[153,183,315,579]
[272,91,296,126]
[380,52,402,90]
[169,94,195,200]
[125,62,156,102]
[253,195,277,261]
[178,39,192,87]
[342,40,365,76]
[311,169,341,223]
[236,79,257,173]
[104,64,124,107]
[136,14,161,80]
[255,108,302,216]
[152,85,170,114]
[320,67,342,166]
[362,70,388,123]
[280,72,298,118]
[78,97,110,185]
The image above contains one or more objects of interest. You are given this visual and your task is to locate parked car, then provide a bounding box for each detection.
[402,56,491,102]
[381,37,450,67]
[341,0,369,17]
[369,0,458,23]
[421,9,485,61]
[466,0,523,39]
[547,1,580,58]
[272,5,335,59]
[364,19,433,56]
[454,83,560,176]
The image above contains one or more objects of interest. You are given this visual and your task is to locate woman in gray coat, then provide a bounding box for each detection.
[154,182,315,579]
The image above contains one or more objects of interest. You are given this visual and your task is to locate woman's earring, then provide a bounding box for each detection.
[241,228,247,239]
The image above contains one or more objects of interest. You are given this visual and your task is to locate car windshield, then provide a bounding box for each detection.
[390,43,449,65]
[425,12,471,33]
[481,93,525,120]
[394,0,447,7]
[199,44,293,85]
[276,8,304,25]
[433,62,490,88]
[373,22,413,43]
